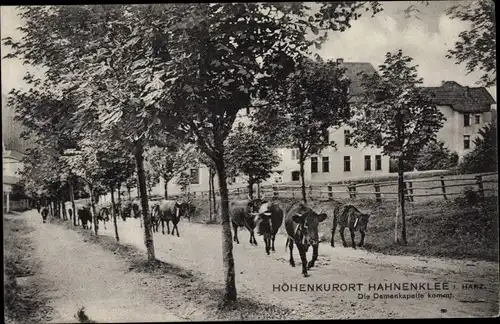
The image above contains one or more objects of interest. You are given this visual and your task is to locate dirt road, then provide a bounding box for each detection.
[93,216,499,319]
[23,210,181,323]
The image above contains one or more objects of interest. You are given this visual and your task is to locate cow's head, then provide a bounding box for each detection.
[292,207,328,250]
[246,194,267,213]
[175,202,192,219]
[354,213,370,232]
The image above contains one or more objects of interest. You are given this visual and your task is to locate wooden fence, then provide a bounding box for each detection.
[187,172,498,203]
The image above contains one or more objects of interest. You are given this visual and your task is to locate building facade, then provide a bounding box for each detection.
[131,65,497,198]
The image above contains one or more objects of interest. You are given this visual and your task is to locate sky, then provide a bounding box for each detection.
[0,2,496,102]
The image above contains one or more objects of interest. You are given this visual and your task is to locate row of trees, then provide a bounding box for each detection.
[4,1,494,303]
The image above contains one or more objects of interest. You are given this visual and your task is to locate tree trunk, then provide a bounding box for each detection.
[127,187,132,201]
[135,140,155,261]
[163,176,169,199]
[110,185,119,242]
[211,172,217,215]
[396,157,407,245]
[89,187,98,235]
[215,155,237,302]
[61,201,66,220]
[209,169,213,221]
[299,154,307,204]
[117,183,123,220]
[69,181,77,226]
[248,181,254,200]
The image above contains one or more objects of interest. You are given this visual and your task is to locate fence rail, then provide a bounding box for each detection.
[187,171,498,203]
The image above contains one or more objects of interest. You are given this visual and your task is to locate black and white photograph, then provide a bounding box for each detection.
[2,1,498,322]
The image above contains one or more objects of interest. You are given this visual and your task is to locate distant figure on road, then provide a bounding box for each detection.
[36,203,41,214]
[41,207,49,223]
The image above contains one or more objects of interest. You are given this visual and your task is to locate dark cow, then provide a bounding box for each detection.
[254,201,284,255]
[229,196,265,245]
[77,206,93,230]
[285,202,327,277]
[36,203,41,214]
[41,207,49,223]
[331,204,370,249]
[152,199,190,236]
[131,199,141,218]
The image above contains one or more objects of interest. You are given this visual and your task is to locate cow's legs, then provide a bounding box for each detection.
[331,216,338,247]
[359,230,365,247]
[296,243,309,277]
[161,219,165,235]
[249,230,258,245]
[271,234,276,252]
[173,221,180,237]
[350,228,356,249]
[339,227,348,247]
[166,220,171,235]
[232,221,240,244]
[308,244,319,269]
[288,239,295,267]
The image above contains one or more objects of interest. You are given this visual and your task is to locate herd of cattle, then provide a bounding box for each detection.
[37,196,370,277]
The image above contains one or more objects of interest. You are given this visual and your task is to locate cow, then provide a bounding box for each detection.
[152,199,190,236]
[285,201,328,277]
[254,201,284,255]
[77,206,93,230]
[150,201,161,233]
[96,206,111,230]
[331,204,370,249]
[36,203,41,214]
[131,199,141,219]
[229,195,266,246]
[120,201,132,221]
[41,207,49,223]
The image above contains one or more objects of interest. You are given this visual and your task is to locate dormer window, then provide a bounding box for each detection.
[475,114,481,124]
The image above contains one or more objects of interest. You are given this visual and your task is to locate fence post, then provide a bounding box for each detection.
[440,176,447,200]
[328,185,333,199]
[476,175,485,198]
[408,181,414,202]
[348,184,357,199]
[273,186,278,198]
[374,184,381,203]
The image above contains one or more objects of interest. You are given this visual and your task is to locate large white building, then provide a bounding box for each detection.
[144,60,496,198]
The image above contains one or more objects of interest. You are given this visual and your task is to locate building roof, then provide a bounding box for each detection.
[339,62,378,99]
[422,81,496,113]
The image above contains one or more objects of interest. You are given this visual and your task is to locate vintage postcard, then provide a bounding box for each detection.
[2,1,498,322]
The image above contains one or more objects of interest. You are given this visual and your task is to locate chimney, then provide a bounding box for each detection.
[336,58,344,65]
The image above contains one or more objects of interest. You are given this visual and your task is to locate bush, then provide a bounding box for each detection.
[414,141,459,171]
[458,124,498,174]
[455,186,482,206]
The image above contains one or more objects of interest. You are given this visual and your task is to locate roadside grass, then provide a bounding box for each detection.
[308,195,498,262]
[4,214,52,324]
[188,193,498,262]
[55,218,298,321]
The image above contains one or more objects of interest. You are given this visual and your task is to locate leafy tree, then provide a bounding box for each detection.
[252,59,350,203]
[459,124,497,174]
[414,140,459,171]
[225,126,281,199]
[347,49,445,245]
[4,2,382,302]
[446,0,496,87]
[145,142,198,199]
[98,138,136,241]
[175,172,191,196]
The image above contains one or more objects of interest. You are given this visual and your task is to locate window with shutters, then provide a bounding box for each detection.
[311,157,318,173]
[464,113,470,127]
[364,155,371,171]
[291,171,300,182]
[375,155,382,171]
[464,135,471,149]
[322,156,329,173]
[344,156,351,172]
[190,168,199,184]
